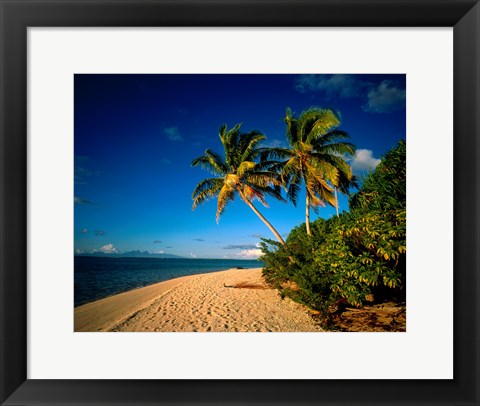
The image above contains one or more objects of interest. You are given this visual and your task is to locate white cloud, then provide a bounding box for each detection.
[94,243,118,254]
[237,249,263,259]
[80,228,88,234]
[224,244,258,250]
[74,196,95,205]
[363,81,406,113]
[160,158,172,165]
[294,74,367,98]
[262,138,287,149]
[295,75,406,114]
[163,126,183,142]
[190,252,197,258]
[349,149,381,172]
[75,249,84,254]
[74,155,92,184]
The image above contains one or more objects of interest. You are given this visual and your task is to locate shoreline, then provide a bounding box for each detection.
[74,264,257,308]
[74,267,323,332]
[74,272,200,332]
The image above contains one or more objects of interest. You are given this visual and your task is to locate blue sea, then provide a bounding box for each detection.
[74,256,261,307]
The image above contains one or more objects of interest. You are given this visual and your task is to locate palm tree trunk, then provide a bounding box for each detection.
[334,187,339,218]
[306,194,312,236]
[239,192,287,247]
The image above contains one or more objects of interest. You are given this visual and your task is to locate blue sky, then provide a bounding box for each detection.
[74,74,406,259]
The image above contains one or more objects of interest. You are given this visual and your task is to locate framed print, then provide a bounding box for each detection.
[1,0,479,405]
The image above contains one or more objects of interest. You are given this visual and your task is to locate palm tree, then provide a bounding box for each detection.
[264,107,356,235]
[191,124,288,247]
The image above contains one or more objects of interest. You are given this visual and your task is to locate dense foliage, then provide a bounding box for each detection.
[260,140,406,314]
[349,140,406,211]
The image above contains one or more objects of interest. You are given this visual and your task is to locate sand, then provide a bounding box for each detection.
[74,268,323,332]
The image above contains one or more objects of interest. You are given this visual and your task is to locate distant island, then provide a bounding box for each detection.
[75,250,185,259]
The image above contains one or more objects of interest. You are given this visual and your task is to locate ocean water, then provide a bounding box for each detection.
[74,256,261,307]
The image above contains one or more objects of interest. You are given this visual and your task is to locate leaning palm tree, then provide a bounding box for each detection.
[264,107,356,235]
[191,124,288,247]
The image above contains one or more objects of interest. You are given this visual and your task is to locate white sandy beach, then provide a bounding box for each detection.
[74,268,323,332]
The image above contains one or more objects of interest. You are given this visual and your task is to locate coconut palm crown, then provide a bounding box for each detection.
[191,123,288,247]
[263,107,356,235]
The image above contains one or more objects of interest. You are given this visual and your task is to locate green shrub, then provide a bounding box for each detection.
[260,140,406,314]
[349,140,406,211]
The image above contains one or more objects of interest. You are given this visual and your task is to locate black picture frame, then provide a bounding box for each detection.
[1,1,479,405]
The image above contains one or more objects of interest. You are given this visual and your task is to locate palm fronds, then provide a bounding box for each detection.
[265,106,357,234]
[191,123,287,246]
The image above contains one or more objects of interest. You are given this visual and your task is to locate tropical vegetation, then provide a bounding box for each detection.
[191,124,288,247]
[262,107,356,235]
[260,140,406,315]
[191,107,406,324]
